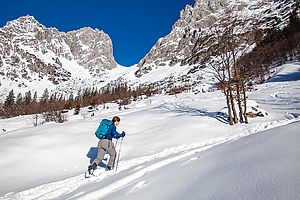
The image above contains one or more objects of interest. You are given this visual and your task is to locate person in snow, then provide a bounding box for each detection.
[88,116,125,174]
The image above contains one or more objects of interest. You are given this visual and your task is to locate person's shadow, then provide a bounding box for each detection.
[86,147,108,168]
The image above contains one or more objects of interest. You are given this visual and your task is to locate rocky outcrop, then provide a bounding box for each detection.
[135,0,230,77]
[135,0,299,77]
[66,27,117,73]
[0,15,117,86]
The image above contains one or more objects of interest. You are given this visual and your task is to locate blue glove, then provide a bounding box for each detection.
[121,131,126,138]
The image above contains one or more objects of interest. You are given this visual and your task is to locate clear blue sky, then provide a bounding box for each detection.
[1,0,195,66]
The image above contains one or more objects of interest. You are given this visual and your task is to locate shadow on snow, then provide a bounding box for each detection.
[86,147,108,168]
[159,103,228,124]
[267,70,300,83]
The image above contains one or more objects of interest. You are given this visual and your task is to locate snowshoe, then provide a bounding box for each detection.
[85,163,97,178]
[105,166,113,171]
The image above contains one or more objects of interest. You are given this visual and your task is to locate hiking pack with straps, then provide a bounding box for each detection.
[95,119,113,139]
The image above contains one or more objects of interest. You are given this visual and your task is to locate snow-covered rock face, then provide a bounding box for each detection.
[135,0,299,77]
[0,15,117,94]
[134,0,245,76]
[65,27,117,71]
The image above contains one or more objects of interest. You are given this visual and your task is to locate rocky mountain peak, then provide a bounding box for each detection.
[134,0,297,78]
[174,0,228,30]
[3,15,46,33]
[0,15,117,100]
[66,27,117,71]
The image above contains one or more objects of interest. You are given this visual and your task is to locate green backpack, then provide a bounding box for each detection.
[95,119,113,139]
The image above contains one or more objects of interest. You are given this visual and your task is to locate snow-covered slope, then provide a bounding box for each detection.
[0,62,299,199]
[94,120,300,200]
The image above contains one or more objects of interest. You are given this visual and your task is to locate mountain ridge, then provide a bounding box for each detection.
[1,0,299,102]
[0,15,118,101]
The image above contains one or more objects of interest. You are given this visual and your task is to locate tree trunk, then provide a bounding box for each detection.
[225,89,234,125]
[236,82,244,123]
[225,54,238,124]
[229,85,238,124]
[231,48,244,123]
[241,81,248,124]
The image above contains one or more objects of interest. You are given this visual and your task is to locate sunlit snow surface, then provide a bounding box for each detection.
[0,63,300,199]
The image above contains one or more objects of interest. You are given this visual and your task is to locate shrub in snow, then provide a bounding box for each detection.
[43,111,67,123]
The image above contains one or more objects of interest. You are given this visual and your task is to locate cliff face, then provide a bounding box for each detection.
[135,0,299,78]
[0,15,118,100]
[134,0,230,77]
[65,27,117,72]
[0,15,117,86]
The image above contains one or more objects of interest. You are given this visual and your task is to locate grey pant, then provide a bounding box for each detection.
[92,139,116,168]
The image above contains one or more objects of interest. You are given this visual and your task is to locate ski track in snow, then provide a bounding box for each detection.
[1,117,299,200]
[1,63,300,199]
[0,138,226,200]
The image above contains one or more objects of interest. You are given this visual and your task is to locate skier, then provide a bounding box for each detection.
[88,116,126,175]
